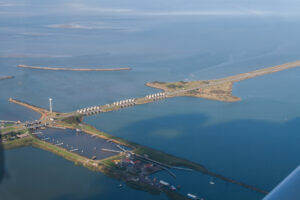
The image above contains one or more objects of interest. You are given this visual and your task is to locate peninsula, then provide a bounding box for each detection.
[1,98,268,200]
[0,76,14,81]
[146,61,300,102]
[18,64,131,71]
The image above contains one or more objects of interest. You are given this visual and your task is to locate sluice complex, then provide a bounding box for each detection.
[3,60,300,199]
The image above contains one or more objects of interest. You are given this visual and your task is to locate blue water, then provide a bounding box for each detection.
[1,147,167,200]
[1,1,300,199]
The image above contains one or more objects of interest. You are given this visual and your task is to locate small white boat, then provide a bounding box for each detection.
[187,193,197,199]
[209,177,215,185]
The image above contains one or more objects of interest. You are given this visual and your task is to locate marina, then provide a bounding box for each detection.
[34,128,131,160]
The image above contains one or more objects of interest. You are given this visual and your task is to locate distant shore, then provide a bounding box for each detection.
[17,65,131,71]
[0,76,14,81]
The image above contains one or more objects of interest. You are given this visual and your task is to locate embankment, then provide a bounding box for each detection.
[8,98,47,117]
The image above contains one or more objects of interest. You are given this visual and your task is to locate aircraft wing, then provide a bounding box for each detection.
[263,165,300,200]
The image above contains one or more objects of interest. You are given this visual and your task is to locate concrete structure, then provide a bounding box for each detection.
[49,98,53,113]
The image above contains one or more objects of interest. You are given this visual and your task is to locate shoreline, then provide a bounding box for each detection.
[18,64,131,71]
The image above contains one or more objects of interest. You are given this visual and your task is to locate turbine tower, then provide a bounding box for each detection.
[49,98,53,113]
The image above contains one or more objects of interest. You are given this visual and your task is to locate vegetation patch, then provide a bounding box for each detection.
[166,84,183,89]
[152,81,166,84]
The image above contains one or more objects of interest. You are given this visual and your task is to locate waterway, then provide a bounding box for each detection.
[1,1,300,199]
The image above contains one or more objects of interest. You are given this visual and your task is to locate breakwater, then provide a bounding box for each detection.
[8,98,48,117]
[18,65,131,71]
[0,76,14,81]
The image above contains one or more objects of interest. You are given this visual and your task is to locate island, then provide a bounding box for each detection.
[146,61,300,102]
[0,76,14,81]
[17,65,131,71]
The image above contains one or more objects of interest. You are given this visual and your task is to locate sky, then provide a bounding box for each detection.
[1,0,300,18]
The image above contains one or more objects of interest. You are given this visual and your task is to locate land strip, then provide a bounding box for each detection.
[0,76,14,81]
[74,60,300,120]
[146,60,300,102]
[8,98,48,120]
[18,65,131,71]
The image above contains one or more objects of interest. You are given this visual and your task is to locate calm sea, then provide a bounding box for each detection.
[1,9,300,200]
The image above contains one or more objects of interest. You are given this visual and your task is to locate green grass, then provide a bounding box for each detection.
[148,80,217,93]
[186,90,200,95]
[3,137,33,149]
[80,123,136,147]
[1,126,18,134]
[32,137,86,162]
[133,146,207,172]
[166,84,183,89]
[61,115,82,124]
[3,123,14,127]
[0,124,29,135]
[100,154,122,169]
[1,128,29,140]
[152,81,166,84]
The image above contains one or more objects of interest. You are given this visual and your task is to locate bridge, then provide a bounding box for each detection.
[75,92,167,117]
